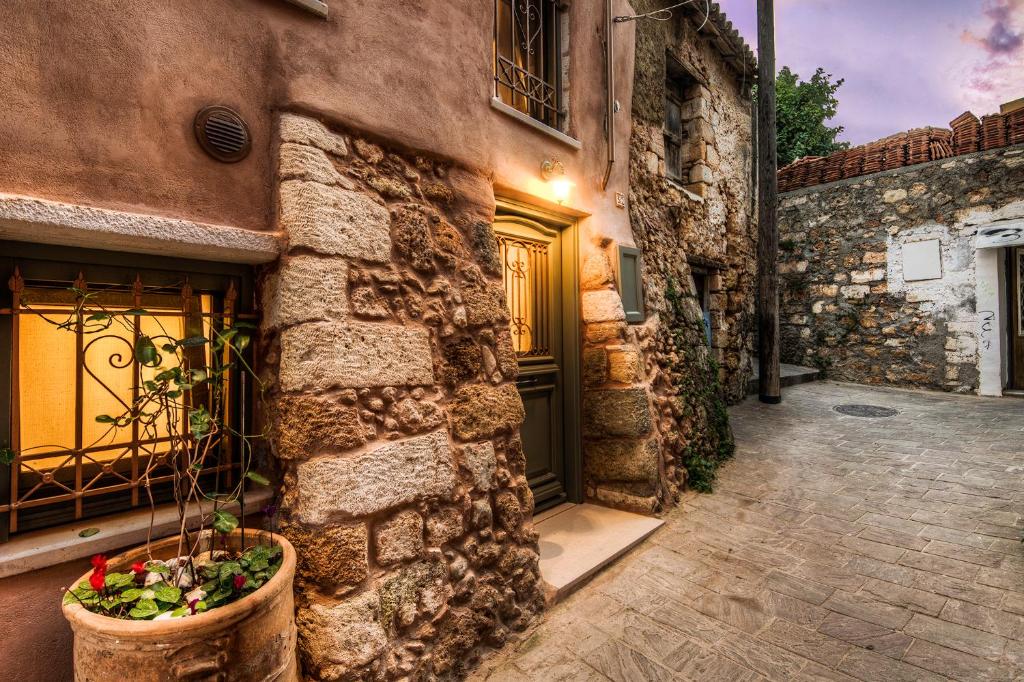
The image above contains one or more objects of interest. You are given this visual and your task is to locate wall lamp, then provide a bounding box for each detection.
[541,159,573,204]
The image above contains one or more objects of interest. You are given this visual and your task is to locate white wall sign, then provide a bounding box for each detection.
[902,239,942,281]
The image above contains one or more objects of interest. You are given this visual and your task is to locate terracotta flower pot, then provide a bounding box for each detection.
[62,529,298,682]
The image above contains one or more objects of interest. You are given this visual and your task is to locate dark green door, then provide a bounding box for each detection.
[495,217,568,510]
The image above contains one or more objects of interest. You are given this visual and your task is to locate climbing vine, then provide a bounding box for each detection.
[659,277,735,492]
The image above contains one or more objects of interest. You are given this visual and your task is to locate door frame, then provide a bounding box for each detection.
[495,196,582,506]
[1008,246,1024,390]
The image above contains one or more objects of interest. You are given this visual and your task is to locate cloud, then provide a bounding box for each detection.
[959,0,1024,113]
[962,0,1024,54]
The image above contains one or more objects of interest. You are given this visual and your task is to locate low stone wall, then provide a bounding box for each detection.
[778,144,1024,392]
[262,114,543,680]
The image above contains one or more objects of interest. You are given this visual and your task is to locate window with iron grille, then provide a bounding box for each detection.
[0,242,255,542]
[665,55,699,182]
[494,0,567,131]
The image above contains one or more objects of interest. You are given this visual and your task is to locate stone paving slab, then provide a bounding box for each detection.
[471,382,1024,681]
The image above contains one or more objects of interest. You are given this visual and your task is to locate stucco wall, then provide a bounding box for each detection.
[0,0,636,241]
[778,144,1024,392]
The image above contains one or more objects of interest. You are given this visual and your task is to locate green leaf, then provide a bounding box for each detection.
[95,415,116,424]
[161,343,177,352]
[120,588,144,602]
[171,606,190,617]
[178,336,208,348]
[128,598,160,619]
[104,572,135,589]
[246,471,270,486]
[123,308,151,317]
[190,368,208,383]
[155,368,180,382]
[85,313,110,323]
[62,587,98,606]
[218,561,242,583]
[134,336,158,366]
[77,527,100,538]
[206,587,233,605]
[0,448,15,465]
[152,582,182,604]
[145,562,170,575]
[189,407,213,440]
[233,333,251,352]
[212,510,238,535]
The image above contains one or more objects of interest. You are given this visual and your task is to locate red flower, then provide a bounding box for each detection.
[90,554,107,571]
[131,561,146,574]
[89,569,105,591]
[233,574,246,590]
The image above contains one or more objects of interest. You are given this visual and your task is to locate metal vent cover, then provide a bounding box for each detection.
[833,404,899,418]
[194,105,251,163]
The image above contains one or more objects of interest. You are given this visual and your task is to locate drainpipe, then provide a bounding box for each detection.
[602,0,615,191]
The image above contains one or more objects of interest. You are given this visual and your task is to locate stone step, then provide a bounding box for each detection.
[747,360,821,395]
[535,503,663,603]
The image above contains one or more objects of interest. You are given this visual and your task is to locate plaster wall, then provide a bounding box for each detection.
[0,0,636,243]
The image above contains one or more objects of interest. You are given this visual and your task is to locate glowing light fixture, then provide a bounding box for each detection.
[541,159,572,204]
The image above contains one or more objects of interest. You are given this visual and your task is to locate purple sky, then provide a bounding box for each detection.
[714,0,1024,145]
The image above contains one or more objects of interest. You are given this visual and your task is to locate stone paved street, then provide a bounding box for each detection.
[473,381,1024,681]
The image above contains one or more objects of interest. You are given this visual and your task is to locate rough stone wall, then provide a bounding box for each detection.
[778,144,1024,393]
[579,4,754,502]
[629,0,756,403]
[578,255,661,512]
[261,114,544,680]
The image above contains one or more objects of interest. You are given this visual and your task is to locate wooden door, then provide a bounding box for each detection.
[1011,247,1024,389]
[495,218,568,510]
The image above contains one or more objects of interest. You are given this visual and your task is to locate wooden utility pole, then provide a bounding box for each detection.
[757,0,781,403]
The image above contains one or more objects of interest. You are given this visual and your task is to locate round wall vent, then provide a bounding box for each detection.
[194,105,251,163]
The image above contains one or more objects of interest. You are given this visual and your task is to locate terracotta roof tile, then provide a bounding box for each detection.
[779,108,1021,191]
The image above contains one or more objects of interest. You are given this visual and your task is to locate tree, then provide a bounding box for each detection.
[774,66,848,167]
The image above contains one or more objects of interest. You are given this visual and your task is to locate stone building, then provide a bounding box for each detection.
[0,1,754,679]
[777,104,1024,395]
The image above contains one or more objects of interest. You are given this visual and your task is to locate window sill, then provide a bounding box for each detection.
[665,178,705,203]
[0,192,281,264]
[490,98,582,150]
[283,0,328,17]
[0,488,273,580]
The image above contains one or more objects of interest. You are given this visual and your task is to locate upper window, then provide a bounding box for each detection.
[665,56,699,182]
[494,0,567,131]
[0,243,254,541]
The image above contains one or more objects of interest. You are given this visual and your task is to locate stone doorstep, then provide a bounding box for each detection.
[747,360,822,395]
[535,503,664,603]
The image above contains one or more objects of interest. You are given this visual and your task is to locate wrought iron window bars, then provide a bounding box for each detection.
[494,0,567,130]
[0,250,253,541]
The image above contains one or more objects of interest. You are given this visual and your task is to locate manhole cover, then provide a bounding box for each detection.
[834,404,899,418]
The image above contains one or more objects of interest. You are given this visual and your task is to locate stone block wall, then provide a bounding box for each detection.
[579,249,660,512]
[778,144,1024,392]
[262,114,543,680]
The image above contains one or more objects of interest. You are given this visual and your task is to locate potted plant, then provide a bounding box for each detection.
[9,284,297,681]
